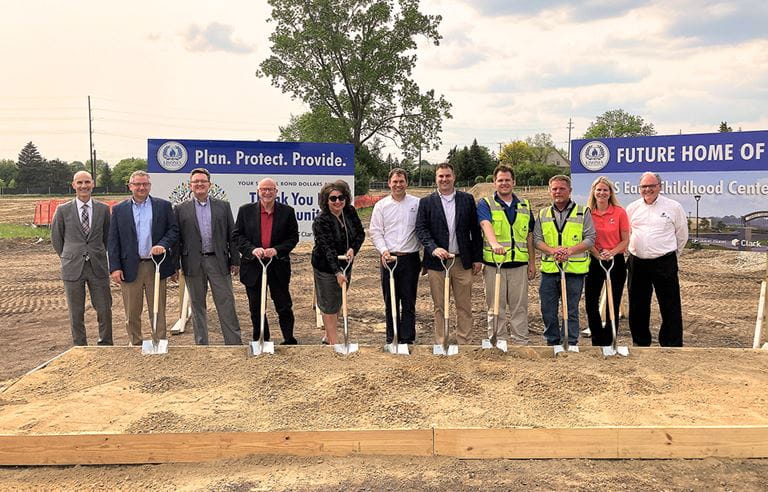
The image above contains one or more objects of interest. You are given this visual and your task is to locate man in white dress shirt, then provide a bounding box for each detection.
[369,168,421,344]
[626,172,688,347]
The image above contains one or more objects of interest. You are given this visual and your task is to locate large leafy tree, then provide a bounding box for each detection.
[499,141,533,167]
[0,159,18,185]
[583,109,656,138]
[112,158,147,189]
[258,0,452,157]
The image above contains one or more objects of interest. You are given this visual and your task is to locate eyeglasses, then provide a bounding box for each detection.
[639,184,659,190]
[329,195,346,202]
[258,187,276,193]
[190,180,209,185]
[130,182,150,187]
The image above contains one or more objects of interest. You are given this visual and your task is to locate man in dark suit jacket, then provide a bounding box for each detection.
[415,162,483,345]
[174,168,242,345]
[108,170,178,346]
[51,170,113,346]
[233,178,299,344]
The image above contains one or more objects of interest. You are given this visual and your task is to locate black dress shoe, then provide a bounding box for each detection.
[280,338,298,345]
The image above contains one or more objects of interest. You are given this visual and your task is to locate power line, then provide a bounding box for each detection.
[92,107,276,128]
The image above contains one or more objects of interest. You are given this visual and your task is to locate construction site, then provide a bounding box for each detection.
[1,187,767,490]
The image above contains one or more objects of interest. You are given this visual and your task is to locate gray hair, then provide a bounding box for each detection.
[640,171,661,185]
[129,170,151,183]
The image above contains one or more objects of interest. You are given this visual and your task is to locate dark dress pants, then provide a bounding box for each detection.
[584,255,626,346]
[245,260,296,343]
[627,253,683,347]
[380,252,420,344]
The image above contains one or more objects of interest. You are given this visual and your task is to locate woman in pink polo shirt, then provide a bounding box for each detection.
[585,176,630,347]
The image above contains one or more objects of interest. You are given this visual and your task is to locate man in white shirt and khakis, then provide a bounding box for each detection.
[626,172,688,347]
[369,168,422,345]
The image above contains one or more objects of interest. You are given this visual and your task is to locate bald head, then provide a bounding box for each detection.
[257,178,278,209]
[72,171,94,201]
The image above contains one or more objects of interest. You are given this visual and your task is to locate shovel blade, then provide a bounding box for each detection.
[616,346,630,357]
[481,339,508,352]
[385,343,410,355]
[553,344,565,356]
[170,318,187,335]
[433,344,459,356]
[602,346,617,357]
[334,343,359,355]
[141,339,169,355]
[567,345,580,353]
[249,340,275,356]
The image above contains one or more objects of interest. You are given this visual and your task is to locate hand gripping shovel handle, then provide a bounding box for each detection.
[151,251,167,345]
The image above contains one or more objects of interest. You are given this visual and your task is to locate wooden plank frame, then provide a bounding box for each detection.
[2,426,768,465]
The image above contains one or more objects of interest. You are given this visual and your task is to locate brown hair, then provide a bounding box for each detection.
[189,167,211,180]
[388,167,408,180]
[493,164,515,179]
[435,162,454,174]
[548,174,571,187]
[318,180,352,214]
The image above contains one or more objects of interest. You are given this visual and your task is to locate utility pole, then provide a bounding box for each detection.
[88,95,95,180]
[566,118,574,159]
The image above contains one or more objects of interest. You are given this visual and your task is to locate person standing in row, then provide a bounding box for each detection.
[626,172,688,347]
[234,178,300,345]
[108,170,178,346]
[368,168,421,345]
[477,164,536,345]
[51,170,113,346]
[311,180,365,345]
[175,168,242,345]
[416,163,483,346]
[534,174,595,348]
[584,176,629,346]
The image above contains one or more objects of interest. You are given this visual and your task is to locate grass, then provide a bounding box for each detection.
[0,223,50,239]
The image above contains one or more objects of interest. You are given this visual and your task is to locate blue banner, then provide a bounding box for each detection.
[148,139,354,175]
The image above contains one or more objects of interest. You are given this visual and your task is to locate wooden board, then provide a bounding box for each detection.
[434,426,768,459]
[0,429,434,465]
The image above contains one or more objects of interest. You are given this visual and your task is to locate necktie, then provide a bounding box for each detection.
[81,204,90,236]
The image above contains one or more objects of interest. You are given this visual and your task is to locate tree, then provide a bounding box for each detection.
[44,159,72,189]
[112,158,147,189]
[719,121,733,133]
[278,106,350,143]
[258,0,452,175]
[98,164,114,190]
[526,133,555,164]
[468,139,495,179]
[583,109,656,138]
[0,159,18,184]
[16,141,46,189]
[499,141,533,167]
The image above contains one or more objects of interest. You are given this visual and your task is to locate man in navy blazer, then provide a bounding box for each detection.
[108,170,178,345]
[415,162,483,345]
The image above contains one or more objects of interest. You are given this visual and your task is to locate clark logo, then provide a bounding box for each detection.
[157,141,188,171]
[580,141,610,172]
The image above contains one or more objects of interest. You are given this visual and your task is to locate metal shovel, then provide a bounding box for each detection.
[170,271,191,334]
[142,251,169,355]
[599,258,629,357]
[482,248,509,352]
[553,260,577,356]
[434,255,459,356]
[334,255,358,355]
[250,256,275,356]
[383,257,409,355]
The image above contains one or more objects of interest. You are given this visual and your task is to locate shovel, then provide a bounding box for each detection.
[142,251,169,355]
[170,271,191,334]
[482,248,509,352]
[250,255,275,356]
[553,260,577,356]
[434,254,459,356]
[383,257,409,355]
[599,258,629,357]
[334,255,358,355]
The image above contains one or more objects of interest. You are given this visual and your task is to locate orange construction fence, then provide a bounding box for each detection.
[33,200,121,226]
[353,195,383,209]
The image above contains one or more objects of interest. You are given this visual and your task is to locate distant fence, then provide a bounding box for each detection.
[33,199,121,226]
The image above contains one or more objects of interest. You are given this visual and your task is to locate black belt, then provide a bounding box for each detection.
[203,252,216,256]
[390,251,418,256]
[140,258,153,262]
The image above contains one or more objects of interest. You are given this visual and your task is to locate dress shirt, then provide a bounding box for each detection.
[132,197,153,258]
[75,197,93,231]
[626,194,688,259]
[368,194,421,254]
[260,205,274,249]
[194,198,214,253]
[439,190,459,254]
[533,200,596,249]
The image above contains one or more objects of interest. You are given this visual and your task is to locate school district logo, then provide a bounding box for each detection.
[157,141,188,171]
[579,141,610,172]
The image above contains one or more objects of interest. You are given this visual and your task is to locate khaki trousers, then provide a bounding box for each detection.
[120,260,167,345]
[427,259,474,345]
[483,265,529,344]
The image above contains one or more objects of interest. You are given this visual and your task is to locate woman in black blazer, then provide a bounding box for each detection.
[311,180,365,344]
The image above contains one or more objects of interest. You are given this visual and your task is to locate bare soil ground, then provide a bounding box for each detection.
[1,193,767,490]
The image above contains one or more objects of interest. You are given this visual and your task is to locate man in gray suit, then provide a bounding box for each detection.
[174,168,242,345]
[51,170,113,346]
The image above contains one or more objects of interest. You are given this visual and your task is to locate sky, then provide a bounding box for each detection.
[2,0,768,166]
